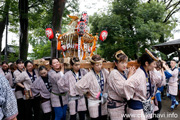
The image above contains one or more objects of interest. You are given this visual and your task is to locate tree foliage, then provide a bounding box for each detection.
[28,0,79,59]
[90,0,178,61]
[0,0,79,61]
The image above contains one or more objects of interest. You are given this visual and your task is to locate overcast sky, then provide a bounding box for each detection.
[2,0,180,52]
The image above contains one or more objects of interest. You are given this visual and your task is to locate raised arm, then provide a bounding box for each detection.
[123,71,141,100]
[75,73,91,95]
[57,73,69,92]
[31,79,41,97]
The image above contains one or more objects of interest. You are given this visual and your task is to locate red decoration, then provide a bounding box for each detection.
[61,45,67,52]
[88,46,91,53]
[99,30,108,41]
[74,43,78,50]
[45,28,54,40]
[82,12,89,25]
[77,21,86,36]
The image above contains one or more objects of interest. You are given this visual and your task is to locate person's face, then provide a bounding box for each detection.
[115,60,128,72]
[40,69,48,77]
[26,63,33,71]
[170,61,176,68]
[17,63,24,70]
[92,63,102,73]
[72,62,80,72]
[145,61,157,71]
[2,64,8,70]
[51,59,60,70]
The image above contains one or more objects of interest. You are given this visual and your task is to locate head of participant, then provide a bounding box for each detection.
[90,55,102,73]
[39,66,48,77]
[24,60,34,72]
[70,57,80,73]
[155,60,163,71]
[9,63,17,72]
[170,59,177,69]
[138,48,158,71]
[16,59,24,71]
[49,58,60,71]
[1,61,9,71]
[114,50,128,72]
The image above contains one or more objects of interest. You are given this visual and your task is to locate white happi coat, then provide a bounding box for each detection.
[57,68,88,115]
[75,68,109,118]
[152,70,166,113]
[15,70,39,91]
[6,72,14,88]
[107,69,128,120]
[168,68,179,96]
[13,69,24,99]
[48,69,68,107]
[123,68,163,120]
[31,77,52,113]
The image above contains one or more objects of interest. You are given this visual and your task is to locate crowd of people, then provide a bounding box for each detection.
[0,48,180,120]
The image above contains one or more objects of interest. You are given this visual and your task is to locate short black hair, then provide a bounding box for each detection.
[49,58,59,65]
[16,59,24,65]
[70,57,80,66]
[38,66,47,72]
[24,60,33,67]
[138,52,157,66]
[9,63,17,71]
[1,61,8,65]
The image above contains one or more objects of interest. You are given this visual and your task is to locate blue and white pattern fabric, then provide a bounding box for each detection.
[0,74,18,119]
[93,69,104,92]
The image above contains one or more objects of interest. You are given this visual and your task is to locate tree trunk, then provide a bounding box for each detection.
[52,0,66,58]
[19,0,28,61]
[159,34,165,43]
[0,18,6,62]
[0,0,10,62]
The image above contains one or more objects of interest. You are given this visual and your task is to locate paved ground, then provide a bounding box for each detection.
[159,97,179,120]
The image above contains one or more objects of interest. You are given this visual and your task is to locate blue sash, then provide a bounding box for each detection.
[127,99,143,110]
[164,70,172,79]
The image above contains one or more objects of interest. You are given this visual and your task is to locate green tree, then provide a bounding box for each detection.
[0,0,79,60]
[31,41,51,59]
[90,0,177,61]
[0,0,11,62]
[28,0,79,59]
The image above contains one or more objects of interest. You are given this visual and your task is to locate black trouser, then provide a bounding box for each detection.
[32,97,41,120]
[43,112,52,120]
[25,97,41,120]
[70,111,86,120]
[91,115,107,120]
[17,98,26,120]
